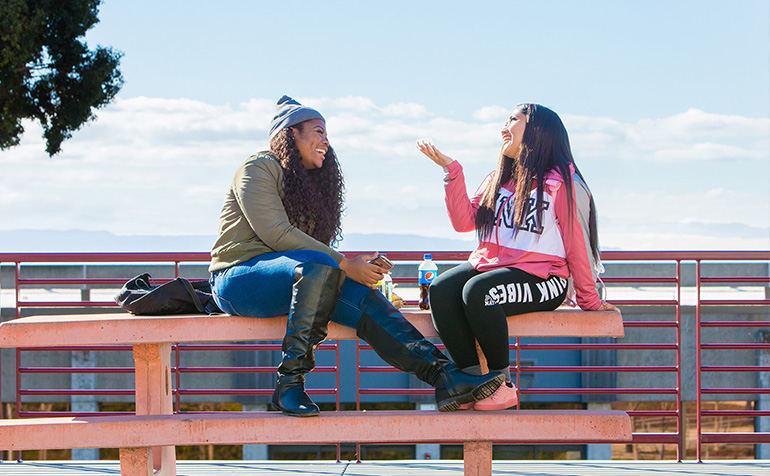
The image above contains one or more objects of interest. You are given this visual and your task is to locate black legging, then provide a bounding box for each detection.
[429,262,568,371]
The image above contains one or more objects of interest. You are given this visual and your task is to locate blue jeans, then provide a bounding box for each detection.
[210,250,372,329]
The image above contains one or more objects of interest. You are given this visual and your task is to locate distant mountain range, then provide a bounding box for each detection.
[0,229,477,253]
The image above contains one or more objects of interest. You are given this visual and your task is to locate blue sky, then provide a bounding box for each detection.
[1,0,768,251]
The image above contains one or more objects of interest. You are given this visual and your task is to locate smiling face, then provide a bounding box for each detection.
[501,108,527,157]
[291,119,329,170]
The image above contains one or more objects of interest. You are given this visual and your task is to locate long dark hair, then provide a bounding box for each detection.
[269,124,345,247]
[474,104,599,260]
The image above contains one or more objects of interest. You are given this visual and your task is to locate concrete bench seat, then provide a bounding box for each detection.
[0,308,626,476]
[0,307,624,347]
[0,409,631,475]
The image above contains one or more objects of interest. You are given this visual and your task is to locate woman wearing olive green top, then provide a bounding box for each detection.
[209,96,504,417]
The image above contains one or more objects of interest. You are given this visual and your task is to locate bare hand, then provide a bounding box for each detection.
[339,253,385,287]
[417,140,454,167]
[597,300,621,313]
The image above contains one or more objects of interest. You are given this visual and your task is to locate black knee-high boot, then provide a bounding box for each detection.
[271,262,345,417]
[356,290,504,412]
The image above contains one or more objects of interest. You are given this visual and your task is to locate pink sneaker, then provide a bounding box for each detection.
[473,381,518,411]
[458,402,475,410]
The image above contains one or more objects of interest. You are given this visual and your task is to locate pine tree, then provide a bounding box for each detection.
[0,0,123,156]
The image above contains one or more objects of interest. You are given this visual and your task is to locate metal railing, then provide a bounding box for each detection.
[694,254,770,461]
[1,250,768,462]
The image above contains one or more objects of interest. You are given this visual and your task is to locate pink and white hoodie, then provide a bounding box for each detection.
[443,160,602,311]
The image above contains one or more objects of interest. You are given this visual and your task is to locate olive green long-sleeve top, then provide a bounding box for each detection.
[209,151,344,273]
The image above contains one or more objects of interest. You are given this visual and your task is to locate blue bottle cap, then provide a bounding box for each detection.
[424,254,432,260]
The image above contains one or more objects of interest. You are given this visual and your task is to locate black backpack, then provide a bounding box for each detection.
[115,273,222,315]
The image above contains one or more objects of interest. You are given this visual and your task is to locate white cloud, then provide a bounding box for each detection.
[0,97,767,251]
[566,108,769,162]
[381,103,429,119]
[650,142,765,162]
[472,105,509,123]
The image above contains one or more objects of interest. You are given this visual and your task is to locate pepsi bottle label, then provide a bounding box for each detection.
[419,270,436,285]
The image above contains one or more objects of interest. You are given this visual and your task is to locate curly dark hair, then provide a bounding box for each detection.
[269,125,345,247]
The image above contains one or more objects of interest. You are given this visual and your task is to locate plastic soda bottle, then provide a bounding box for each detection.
[418,253,438,310]
[377,271,393,301]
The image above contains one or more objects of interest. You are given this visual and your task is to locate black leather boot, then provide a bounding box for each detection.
[356,290,504,412]
[272,262,345,417]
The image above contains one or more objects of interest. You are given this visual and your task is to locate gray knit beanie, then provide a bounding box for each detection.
[268,95,325,139]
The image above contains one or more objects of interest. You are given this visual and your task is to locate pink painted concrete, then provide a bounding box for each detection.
[0,309,623,348]
[119,447,152,476]
[464,442,493,476]
[132,343,175,475]
[0,308,625,476]
[0,410,631,450]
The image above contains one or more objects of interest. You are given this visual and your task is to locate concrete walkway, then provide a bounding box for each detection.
[0,460,768,475]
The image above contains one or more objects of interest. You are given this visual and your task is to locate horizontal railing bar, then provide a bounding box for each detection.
[178,344,283,351]
[359,367,402,373]
[701,432,770,443]
[520,344,677,350]
[19,367,134,374]
[359,389,434,395]
[18,301,118,308]
[358,344,446,351]
[702,388,770,394]
[176,389,336,396]
[387,297,679,307]
[623,321,678,328]
[177,344,335,351]
[177,366,336,374]
[355,366,675,374]
[700,300,770,306]
[626,411,679,417]
[18,278,129,286]
[520,388,678,395]
[0,252,212,262]
[397,276,676,284]
[701,410,770,416]
[520,365,676,373]
[19,345,131,352]
[355,321,677,335]
[701,365,770,372]
[3,250,768,264]
[631,433,681,444]
[701,343,770,349]
[19,411,134,418]
[700,277,770,283]
[601,277,679,283]
[701,321,770,328]
[20,389,135,396]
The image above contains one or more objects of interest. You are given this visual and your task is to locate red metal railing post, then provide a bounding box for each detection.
[15,348,22,462]
[676,260,683,461]
[14,262,21,463]
[14,262,20,320]
[336,340,341,463]
[356,338,361,462]
[174,345,181,414]
[515,337,521,400]
[695,260,702,462]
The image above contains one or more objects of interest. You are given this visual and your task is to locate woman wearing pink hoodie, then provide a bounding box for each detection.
[418,104,619,411]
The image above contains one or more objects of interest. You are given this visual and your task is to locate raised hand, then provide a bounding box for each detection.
[417,140,454,167]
